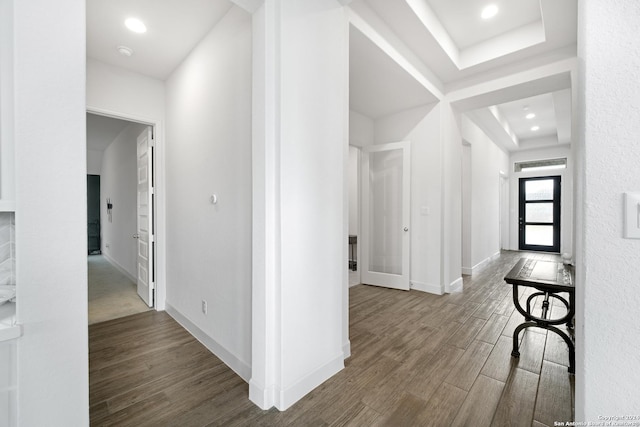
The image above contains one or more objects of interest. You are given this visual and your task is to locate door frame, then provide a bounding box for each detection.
[87,106,166,311]
[518,175,561,253]
[360,141,411,291]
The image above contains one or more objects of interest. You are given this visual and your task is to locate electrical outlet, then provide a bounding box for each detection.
[201,299,208,314]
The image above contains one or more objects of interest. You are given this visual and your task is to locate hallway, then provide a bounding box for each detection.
[88,255,150,325]
[89,251,573,426]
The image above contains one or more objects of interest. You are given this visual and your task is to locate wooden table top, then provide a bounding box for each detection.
[504,258,574,293]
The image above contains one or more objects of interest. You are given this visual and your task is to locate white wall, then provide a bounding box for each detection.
[0,0,15,204]
[87,58,165,122]
[461,116,509,271]
[250,0,348,411]
[100,123,148,279]
[12,0,88,425]
[349,109,374,147]
[278,0,347,407]
[508,145,573,255]
[461,143,472,272]
[440,102,463,292]
[164,6,253,380]
[86,150,103,175]
[374,103,443,293]
[577,0,640,419]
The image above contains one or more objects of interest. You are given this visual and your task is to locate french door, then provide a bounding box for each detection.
[361,142,411,290]
[518,176,561,253]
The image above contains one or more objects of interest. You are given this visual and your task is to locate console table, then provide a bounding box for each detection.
[504,258,575,373]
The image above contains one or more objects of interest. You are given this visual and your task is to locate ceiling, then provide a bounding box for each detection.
[349,26,438,119]
[496,93,557,141]
[427,0,542,50]
[360,0,577,84]
[86,113,132,151]
[86,0,232,80]
[86,0,578,152]
[350,0,577,150]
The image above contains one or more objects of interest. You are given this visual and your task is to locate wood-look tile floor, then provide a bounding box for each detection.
[90,250,574,426]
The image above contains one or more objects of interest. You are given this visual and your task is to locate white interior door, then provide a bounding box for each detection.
[136,127,154,307]
[361,142,411,290]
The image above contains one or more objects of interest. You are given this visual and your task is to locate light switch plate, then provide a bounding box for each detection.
[624,192,640,239]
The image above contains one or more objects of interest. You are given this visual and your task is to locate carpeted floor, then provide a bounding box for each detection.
[88,255,150,324]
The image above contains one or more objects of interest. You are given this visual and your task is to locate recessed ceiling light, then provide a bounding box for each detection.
[526,113,536,119]
[481,4,499,20]
[531,125,540,131]
[125,17,147,34]
[117,45,133,57]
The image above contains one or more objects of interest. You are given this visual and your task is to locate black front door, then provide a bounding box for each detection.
[518,176,561,253]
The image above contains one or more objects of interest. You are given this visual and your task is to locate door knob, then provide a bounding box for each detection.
[404,227,409,232]
[133,233,139,239]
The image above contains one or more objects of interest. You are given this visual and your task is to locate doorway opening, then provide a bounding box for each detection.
[87,174,101,255]
[86,112,157,324]
[518,176,561,253]
[348,145,361,287]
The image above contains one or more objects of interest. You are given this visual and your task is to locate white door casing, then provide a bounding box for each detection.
[136,127,154,306]
[361,142,411,290]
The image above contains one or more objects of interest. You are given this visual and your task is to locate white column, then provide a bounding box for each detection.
[13,0,89,425]
[440,101,463,292]
[250,0,349,411]
[577,0,640,420]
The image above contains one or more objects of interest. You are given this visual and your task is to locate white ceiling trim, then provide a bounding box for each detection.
[466,109,519,152]
[405,0,459,64]
[447,57,576,111]
[347,3,444,99]
[488,106,518,146]
[553,89,572,144]
[452,73,570,113]
[460,22,545,69]
[518,137,568,152]
[229,0,263,14]
[406,0,547,71]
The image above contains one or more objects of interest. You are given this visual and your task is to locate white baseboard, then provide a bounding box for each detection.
[102,252,137,284]
[446,277,464,293]
[343,340,351,359]
[249,380,274,410]
[464,251,502,275]
[277,353,344,411]
[249,352,344,411]
[410,280,443,295]
[165,303,251,382]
